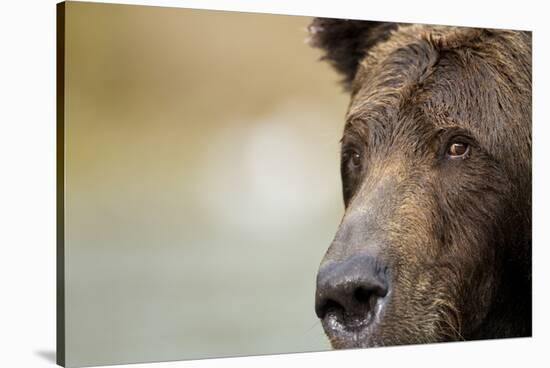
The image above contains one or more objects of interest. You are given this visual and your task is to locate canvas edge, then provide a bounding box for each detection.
[56,1,66,367]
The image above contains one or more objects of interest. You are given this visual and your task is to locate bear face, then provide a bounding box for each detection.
[311,20,531,348]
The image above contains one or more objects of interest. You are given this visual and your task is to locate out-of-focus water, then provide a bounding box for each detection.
[64,3,348,366]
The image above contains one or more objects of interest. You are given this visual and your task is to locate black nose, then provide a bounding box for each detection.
[315,254,389,320]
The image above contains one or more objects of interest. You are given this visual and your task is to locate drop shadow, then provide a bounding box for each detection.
[35,350,56,364]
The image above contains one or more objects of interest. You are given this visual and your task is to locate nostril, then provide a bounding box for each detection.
[353,287,373,305]
[316,298,344,319]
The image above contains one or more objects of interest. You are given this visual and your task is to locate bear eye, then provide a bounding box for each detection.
[343,150,362,170]
[350,151,361,167]
[446,142,469,158]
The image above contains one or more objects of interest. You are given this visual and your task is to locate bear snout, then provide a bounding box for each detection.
[315,254,390,333]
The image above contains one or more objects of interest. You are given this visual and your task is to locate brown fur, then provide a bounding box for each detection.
[310,19,531,348]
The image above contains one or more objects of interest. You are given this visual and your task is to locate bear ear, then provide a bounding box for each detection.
[308,18,397,90]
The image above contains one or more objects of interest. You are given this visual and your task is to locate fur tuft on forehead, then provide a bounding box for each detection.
[308,19,529,94]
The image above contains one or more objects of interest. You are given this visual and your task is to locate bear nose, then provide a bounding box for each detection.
[315,254,389,321]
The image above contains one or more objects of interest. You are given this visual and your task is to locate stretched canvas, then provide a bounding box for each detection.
[57,1,532,367]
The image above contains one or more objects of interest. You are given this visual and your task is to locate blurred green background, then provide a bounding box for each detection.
[64,2,348,366]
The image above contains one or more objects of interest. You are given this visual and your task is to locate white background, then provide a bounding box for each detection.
[0,0,548,367]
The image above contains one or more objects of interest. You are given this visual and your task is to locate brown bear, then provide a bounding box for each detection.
[310,19,531,348]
